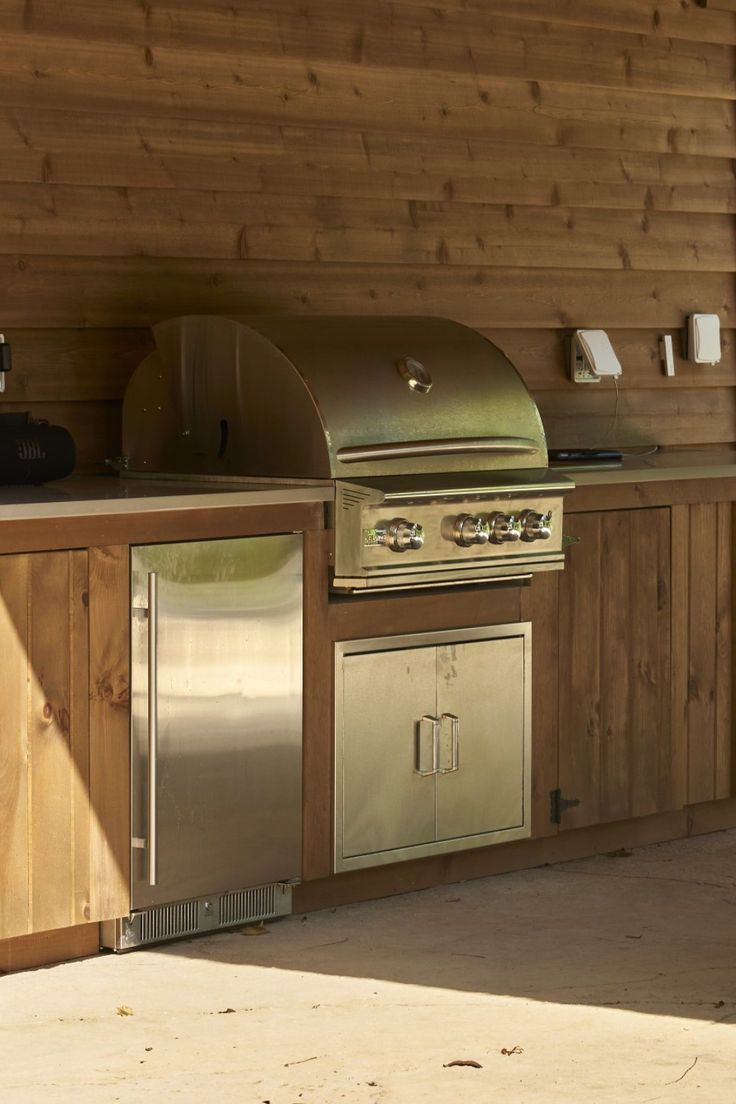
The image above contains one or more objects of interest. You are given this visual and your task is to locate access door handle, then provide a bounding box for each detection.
[438,713,460,773]
[415,715,440,776]
[147,571,159,887]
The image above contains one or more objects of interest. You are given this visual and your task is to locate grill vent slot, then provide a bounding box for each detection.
[219,884,277,927]
[139,900,199,944]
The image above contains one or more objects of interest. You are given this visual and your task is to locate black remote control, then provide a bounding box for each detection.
[549,448,623,463]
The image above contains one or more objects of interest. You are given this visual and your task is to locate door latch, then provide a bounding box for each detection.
[550,787,580,824]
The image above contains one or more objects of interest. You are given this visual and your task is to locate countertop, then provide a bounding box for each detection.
[552,448,736,486]
[0,475,334,522]
[0,450,734,521]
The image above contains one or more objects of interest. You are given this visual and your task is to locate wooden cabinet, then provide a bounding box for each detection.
[0,547,129,941]
[556,508,681,830]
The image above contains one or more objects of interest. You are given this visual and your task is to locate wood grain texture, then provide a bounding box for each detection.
[0,257,733,330]
[715,502,733,798]
[10,2,735,97]
[0,500,325,557]
[558,514,602,829]
[687,503,718,803]
[0,550,95,940]
[520,570,559,839]
[302,529,333,881]
[88,546,130,922]
[0,922,99,974]
[0,556,31,939]
[558,508,682,830]
[0,4,735,455]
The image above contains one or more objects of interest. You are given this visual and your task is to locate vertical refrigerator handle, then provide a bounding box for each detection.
[147,571,158,887]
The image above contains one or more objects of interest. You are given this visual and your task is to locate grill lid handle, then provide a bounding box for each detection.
[336,436,540,463]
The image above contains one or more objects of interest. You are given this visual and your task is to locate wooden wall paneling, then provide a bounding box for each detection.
[0,555,31,940]
[2,38,734,156]
[557,513,602,828]
[3,187,735,271]
[715,501,733,798]
[537,387,736,450]
[7,3,736,100]
[489,328,736,391]
[392,0,736,46]
[687,503,718,804]
[519,570,560,838]
[1,329,153,402]
[0,258,733,331]
[88,545,130,922]
[302,529,333,881]
[4,113,736,215]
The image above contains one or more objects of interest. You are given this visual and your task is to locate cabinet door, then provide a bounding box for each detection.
[338,645,437,860]
[0,552,90,940]
[557,508,680,830]
[436,636,526,841]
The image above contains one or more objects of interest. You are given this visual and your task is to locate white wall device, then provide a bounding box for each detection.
[659,334,675,377]
[569,329,622,383]
[686,313,721,365]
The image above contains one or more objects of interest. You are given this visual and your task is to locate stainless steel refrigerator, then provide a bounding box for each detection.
[102,533,303,950]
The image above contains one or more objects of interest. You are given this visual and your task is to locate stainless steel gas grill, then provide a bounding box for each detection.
[121,314,573,591]
[114,313,577,921]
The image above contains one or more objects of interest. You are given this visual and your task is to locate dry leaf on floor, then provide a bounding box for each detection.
[116,1006,134,1017]
[240,922,267,936]
[444,1060,482,1069]
[501,1046,523,1056]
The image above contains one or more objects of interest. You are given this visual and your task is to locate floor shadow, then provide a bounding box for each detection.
[153,829,736,1023]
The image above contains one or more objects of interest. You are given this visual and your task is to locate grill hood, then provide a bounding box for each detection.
[122,314,547,480]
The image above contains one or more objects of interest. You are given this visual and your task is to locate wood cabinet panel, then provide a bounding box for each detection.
[678,501,735,804]
[0,546,131,941]
[0,550,92,940]
[557,508,681,830]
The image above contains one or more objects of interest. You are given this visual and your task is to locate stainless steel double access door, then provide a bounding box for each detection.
[334,623,531,872]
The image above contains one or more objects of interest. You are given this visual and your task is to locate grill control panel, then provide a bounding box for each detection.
[334,484,567,590]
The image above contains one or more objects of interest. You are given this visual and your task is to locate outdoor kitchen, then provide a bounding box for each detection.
[1,3,736,1101]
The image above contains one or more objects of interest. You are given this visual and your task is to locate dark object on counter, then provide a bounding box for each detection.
[0,335,12,379]
[549,448,623,464]
[0,412,76,484]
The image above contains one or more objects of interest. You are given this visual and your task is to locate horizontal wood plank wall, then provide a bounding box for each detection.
[1,1,734,468]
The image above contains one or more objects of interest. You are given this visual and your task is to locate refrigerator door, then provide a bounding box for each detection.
[130,534,302,910]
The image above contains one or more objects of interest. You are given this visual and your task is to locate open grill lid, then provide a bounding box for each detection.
[122,314,547,480]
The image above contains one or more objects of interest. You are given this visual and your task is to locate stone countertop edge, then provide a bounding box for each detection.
[0,478,334,522]
[553,449,736,486]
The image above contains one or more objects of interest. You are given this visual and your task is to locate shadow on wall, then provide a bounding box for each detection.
[154,830,736,1024]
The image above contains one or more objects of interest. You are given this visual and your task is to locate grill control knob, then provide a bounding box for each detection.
[520,509,552,542]
[453,514,490,547]
[488,512,522,544]
[380,517,425,553]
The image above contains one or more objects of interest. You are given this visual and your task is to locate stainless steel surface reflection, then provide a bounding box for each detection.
[130,535,303,911]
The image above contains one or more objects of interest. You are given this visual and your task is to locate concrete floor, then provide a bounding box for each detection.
[2,831,736,1103]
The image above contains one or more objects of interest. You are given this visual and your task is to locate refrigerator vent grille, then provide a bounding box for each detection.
[139,900,199,944]
[219,884,278,927]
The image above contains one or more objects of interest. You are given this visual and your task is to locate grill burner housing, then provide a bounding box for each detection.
[122,315,572,591]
